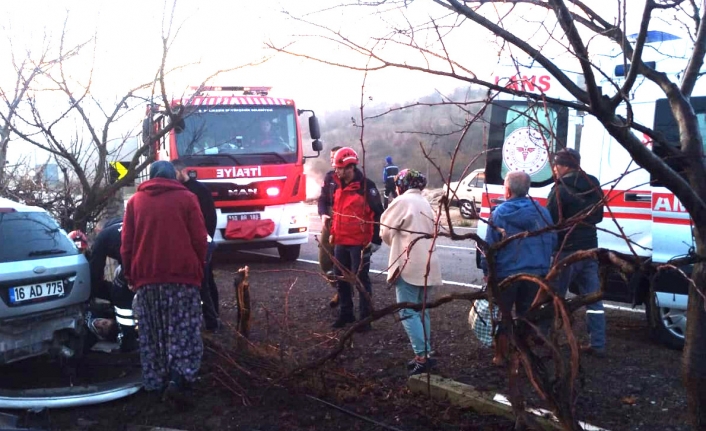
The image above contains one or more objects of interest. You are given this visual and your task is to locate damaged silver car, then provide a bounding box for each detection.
[0,198,91,365]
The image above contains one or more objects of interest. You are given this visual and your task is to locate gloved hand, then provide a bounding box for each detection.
[369,243,381,253]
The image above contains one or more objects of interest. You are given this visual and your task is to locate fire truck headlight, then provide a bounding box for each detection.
[266,187,280,197]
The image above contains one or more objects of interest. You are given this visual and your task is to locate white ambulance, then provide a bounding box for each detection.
[475,31,698,349]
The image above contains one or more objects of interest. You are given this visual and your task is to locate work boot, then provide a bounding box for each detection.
[408,359,433,376]
[331,314,355,329]
[407,356,437,370]
[580,344,606,358]
[162,371,193,410]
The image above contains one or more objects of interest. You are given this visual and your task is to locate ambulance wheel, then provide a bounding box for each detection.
[459,200,475,219]
[645,292,685,350]
[278,244,301,262]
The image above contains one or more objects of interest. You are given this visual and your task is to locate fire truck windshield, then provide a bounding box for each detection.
[175,105,298,164]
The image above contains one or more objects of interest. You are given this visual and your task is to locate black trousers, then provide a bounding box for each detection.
[334,245,373,319]
[201,242,220,328]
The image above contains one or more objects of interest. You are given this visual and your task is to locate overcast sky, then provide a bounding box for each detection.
[0,1,668,110]
[0,0,685,167]
[0,1,471,114]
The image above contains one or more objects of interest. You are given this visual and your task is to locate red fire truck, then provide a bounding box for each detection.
[140,86,323,261]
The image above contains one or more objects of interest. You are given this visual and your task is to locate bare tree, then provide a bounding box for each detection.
[0,32,76,192]
[270,0,706,428]
[1,4,268,230]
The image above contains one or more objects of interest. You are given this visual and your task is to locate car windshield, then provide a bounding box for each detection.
[0,212,78,263]
[175,105,298,165]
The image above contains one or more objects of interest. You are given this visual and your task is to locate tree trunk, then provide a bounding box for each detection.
[0,140,7,191]
[102,188,125,222]
[684,237,706,429]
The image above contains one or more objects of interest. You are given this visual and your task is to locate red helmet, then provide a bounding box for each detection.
[332,147,359,168]
[68,230,89,252]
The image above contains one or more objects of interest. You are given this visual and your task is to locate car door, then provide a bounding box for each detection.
[469,172,485,204]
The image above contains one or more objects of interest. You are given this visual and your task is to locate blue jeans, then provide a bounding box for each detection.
[334,245,372,319]
[395,278,432,357]
[553,252,606,350]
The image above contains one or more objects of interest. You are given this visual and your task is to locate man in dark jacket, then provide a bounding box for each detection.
[89,217,138,352]
[382,156,399,209]
[173,159,220,331]
[546,148,606,356]
[317,146,342,307]
[329,147,384,330]
[481,170,556,365]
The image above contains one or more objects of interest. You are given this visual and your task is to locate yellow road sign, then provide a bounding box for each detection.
[110,161,128,180]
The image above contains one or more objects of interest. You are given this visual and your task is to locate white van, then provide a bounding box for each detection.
[443,169,485,219]
[475,32,696,349]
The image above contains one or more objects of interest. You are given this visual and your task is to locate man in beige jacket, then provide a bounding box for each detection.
[380,169,442,376]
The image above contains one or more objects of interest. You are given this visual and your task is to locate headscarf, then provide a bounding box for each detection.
[149,161,177,180]
[394,169,427,194]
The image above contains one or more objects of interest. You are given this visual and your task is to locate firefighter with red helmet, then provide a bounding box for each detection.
[329,147,384,330]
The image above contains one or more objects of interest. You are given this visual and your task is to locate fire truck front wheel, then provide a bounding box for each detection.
[645,292,686,350]
[278,244,301,262]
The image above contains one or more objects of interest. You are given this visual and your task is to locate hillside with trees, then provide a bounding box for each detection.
[310,86,488,187]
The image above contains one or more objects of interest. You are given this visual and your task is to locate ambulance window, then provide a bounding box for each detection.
[485,101,568,187]
[652,97,706,185]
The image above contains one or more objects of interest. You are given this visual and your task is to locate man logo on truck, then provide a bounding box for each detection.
[227,187,258,198]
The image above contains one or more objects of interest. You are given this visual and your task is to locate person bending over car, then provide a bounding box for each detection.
[88,217,138,352]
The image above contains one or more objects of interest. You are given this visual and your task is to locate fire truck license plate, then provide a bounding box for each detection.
[228,213,261,221]
[9,280,64,304]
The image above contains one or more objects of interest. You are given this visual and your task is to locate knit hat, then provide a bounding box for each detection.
[394,169,427,194]
[149,161,177,180]
[385,156,393,164]
[554,148,581,169]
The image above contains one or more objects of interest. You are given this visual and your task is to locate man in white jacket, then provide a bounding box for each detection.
[380,169,442,376]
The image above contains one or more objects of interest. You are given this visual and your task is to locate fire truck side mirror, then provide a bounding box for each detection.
[312,139,323,152]
[308,116,321,140]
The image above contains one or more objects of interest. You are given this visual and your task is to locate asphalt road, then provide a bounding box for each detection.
[303,206,484,289]
[235,204,644,317]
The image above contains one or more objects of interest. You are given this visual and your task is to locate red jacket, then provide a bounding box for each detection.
[121,178,208,289]
[330,168,384,246]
